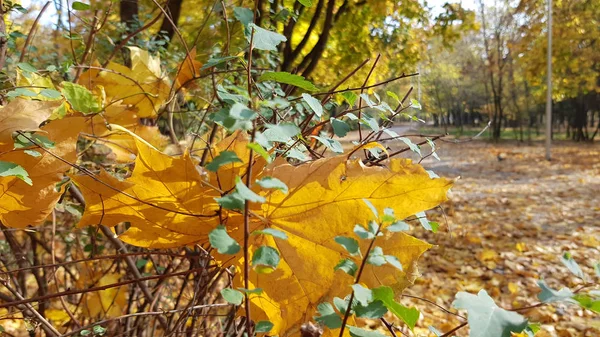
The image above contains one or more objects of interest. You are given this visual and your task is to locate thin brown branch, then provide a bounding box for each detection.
[19,1,51,62]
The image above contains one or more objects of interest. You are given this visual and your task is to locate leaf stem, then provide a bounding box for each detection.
[338,223,382,337]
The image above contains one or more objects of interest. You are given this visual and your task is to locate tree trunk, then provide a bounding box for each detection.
[159,0,184,45]
[120,0,139,32]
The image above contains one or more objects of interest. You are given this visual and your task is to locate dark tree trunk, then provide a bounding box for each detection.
[159,0,184,45]
[120,0,139,32]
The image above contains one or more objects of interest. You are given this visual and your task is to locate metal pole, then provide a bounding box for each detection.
[545,0,552,160]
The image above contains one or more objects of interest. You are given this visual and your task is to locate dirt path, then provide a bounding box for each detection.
[404,141,600,336]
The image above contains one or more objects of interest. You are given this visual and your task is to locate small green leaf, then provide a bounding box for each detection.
[302,93,323,118]
[252,246,280,271]
[39,89,62,99]
[215,192,245,210]
[14,133,55,149]
[61,82,101,114]
[135,258,148,269]
[247,23,286,51]
[560,252,584,279]
[367,247,386,266]
[314,302,342,329]
[255,320,274,333]
[17,62,37,73]
[0,161,32,185]
[221,288,244,305]
[573,294,600,313]
[237,287,263,294]
[386,91,400,103]
[351,284,373,306]
[387,221,410,232]
[330,118,351,137]
[80,330,91,336]
[537,280,574,303]
[410,98,422,109]
[453,289,528,337]
[255,176,288,194]
[24,150,41,157]
[373,286,420,331]
[72,1,91,10]
[246,142,271,162]
[341,91,358,106]
[334,236,360,256]
[384,255,403,271]
[7,88,37,97]
[233,7,253,26]
[334,258,357,276]
[263,123,300,143]
[398,137,421,156]
[354,224,374,240]
[360,114,379,132]
[235,177,265,203]
[354,300,387,319]
[311,136,343,153]
[298,0,313,6]
[202,56,240,70]
[253,228,288,240]
[206,151,242,172]
[92,325,106,336]
[348,326,387,337]
[258,72,318,92]
[209,225,241,255]
[362,198,378,218]
[523,323,541,337]
[415,211,435,232]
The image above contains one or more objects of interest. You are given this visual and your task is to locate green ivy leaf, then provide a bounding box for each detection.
[61,82,101,114]
[351,284,372,306]
[453,289,528,337]
[341,91,358,106]
[334,236,360,256]
[233,7,253,26]
[255,176,288,194]
[235,177,266,203]
[252,246,280,271]
[302,93,323,118]
[209,225,241,254]
[367,246,386,266]
[348,326,387,337]
[72,1,91,10]
[252,228,288,240]
[258,72,318,92]
[255,320,274,333]
[220,288,244,305]
[330,118,351,137]
[17,62,37,73]
[0,161,32,185]
[334,258,357,276]
[311,136,343,153]
[373,286,420,330]
[206,151,242,172]
[215,192,245,210]
[262,123,300,143]
[247,23,286,51]
[354,300,387,319]
[560,252,584,279]
[314,302,342,329]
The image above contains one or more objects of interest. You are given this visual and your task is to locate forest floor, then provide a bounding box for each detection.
[402,140,600,336]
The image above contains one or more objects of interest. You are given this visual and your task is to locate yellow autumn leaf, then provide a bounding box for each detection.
[0,99,85,227]
[175,47,202,90]
[78,47,170,117]
[71,139,222,248]
[0,98,62,146]
[76,263,128,318]
[222,155,451,335]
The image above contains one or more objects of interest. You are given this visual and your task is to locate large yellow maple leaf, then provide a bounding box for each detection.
[78,47,170,117]
[73,132,452,335]
[223,156,451,335]
[0,99,85,227]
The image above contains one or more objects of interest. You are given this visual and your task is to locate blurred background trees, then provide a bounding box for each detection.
[4,0,599,141]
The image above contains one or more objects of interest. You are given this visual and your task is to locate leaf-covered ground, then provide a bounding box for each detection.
[405,140,599,336]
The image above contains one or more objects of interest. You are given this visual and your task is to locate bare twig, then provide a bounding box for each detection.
[19,1,51,62]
